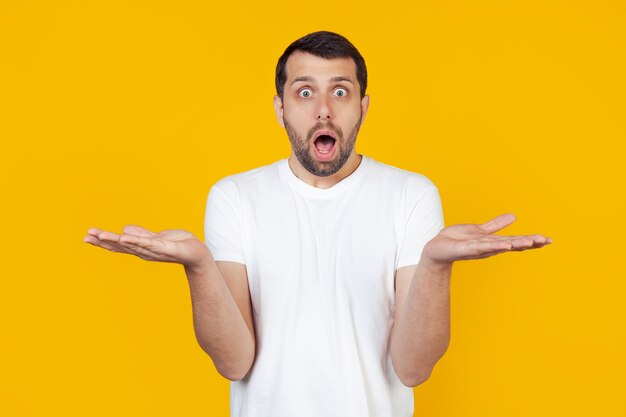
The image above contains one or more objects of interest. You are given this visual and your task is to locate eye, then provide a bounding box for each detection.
[333,87,348,97]
[298,88,313,98]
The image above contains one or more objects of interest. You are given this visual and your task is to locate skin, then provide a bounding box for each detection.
[83,50,554,387]
[390,213,552,385]
[274,51,370,189]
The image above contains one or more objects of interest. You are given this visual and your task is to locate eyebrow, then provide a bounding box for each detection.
[290,76,354,86]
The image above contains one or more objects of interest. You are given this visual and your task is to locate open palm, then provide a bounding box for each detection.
[423,213,552,265]
[84,225,210,268]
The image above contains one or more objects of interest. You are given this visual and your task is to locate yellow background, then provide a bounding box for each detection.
[1,0,624,415]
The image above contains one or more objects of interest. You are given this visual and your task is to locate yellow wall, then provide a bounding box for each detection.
[1,1,624,415]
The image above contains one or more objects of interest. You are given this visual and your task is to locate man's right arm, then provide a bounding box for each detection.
[185,256,255,382]
[83,225,256,382]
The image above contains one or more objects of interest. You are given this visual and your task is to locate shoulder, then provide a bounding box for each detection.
[365,156,439,201]
[209,159,283,199]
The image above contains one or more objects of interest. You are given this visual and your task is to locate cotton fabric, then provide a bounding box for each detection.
[204,155,445,417]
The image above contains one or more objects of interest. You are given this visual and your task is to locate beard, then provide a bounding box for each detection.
[284,114,362,177]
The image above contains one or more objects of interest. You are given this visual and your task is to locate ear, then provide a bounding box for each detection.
[360,94,370,125]
[273,95,285,128]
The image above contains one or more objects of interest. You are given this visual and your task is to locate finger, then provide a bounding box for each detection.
[119,233,148,245]
[97,231,123,242]
[116,241,161,260]
[119,234,165,253]
[489,234,549,244]
[475,236,552,254]
[84,235,128,253]
[468,235,552,257]
[522,241,550,250]
[122,225,156,237]
[87,227,104,236]
[86,235,164,260]
[465,239,514,256]
[455,240,511,260]
[510,237,535,250]
[477,235,526,242]
[526,234,549,245]
[116,240,180,262]
[510,236,553,251]
[479,213,516,234]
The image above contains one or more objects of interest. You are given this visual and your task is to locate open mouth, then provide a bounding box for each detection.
[313,135,336,155]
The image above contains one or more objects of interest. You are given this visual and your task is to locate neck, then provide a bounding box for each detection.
[287,151,363,189]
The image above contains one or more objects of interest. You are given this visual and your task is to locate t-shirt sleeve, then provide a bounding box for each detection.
[204,181,246,265]
[396,183,445,270]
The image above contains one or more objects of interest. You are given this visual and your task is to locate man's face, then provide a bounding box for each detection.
[274,51,369,177]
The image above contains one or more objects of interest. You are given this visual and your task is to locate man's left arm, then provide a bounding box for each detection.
[390,213,553,387]
[391,258,452,387]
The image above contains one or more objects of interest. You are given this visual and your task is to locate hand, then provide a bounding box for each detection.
[421,213,553,268]
[83,225,212,271]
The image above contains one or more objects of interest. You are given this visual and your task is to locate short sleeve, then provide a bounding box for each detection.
[204,181,246,264]
[396,184,445,270]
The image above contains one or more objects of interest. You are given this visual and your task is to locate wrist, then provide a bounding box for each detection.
[419,253,453,276]
[420,241,454,272]
[184,251,214,278]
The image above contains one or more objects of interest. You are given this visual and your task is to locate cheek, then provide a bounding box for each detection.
[338,106,362,127]
[283,105,309,125]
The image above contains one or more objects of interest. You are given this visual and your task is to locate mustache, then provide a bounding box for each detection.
[306,122,343,141]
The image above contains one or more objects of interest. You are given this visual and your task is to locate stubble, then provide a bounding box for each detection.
[284,114,362,177]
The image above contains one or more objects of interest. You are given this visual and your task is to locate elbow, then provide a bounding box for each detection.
[391,349,438,388]
[202,335,256,382]
[395,342,449,387]
[200,341,255,382]
[215,349,256,382]
[220,367,251,382]
[216,358,254,382]
[399,369,432,388]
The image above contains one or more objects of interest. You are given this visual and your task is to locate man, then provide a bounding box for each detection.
[84,31,552,417]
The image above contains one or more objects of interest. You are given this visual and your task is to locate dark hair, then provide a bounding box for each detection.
[275,31,367,100]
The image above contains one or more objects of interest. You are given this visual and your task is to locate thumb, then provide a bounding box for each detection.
[479,213,516,234]
[123,225,156,237]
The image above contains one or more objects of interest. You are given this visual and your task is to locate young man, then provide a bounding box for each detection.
[85,31,552,417]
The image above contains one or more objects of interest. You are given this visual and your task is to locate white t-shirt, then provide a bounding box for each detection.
[204,154,445,417]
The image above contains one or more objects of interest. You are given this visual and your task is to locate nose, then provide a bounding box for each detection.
[316,95,333,120]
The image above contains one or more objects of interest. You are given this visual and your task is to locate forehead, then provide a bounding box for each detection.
[285,51,357,83]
